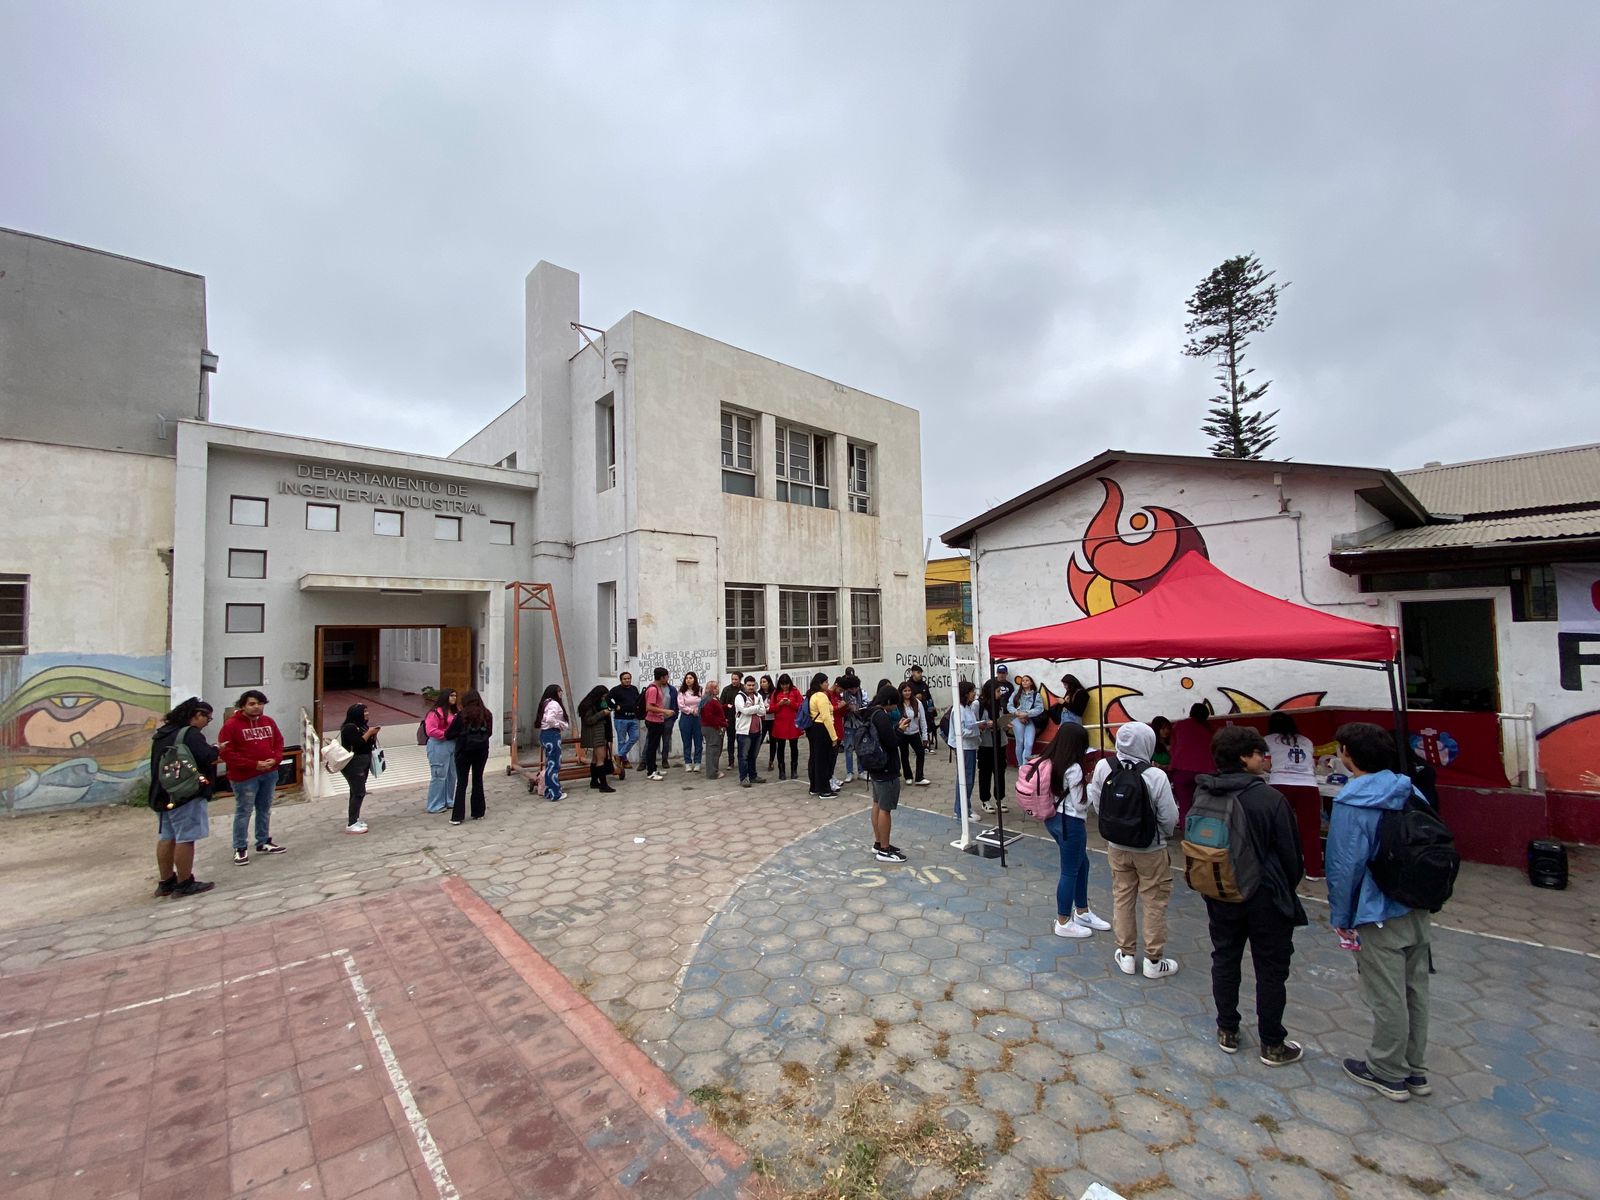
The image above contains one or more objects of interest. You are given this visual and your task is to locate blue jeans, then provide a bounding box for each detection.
[953,748,977,817]
[678,714,704,765]
[1044,813,1091,917]
[540,729,563,798]
[425,738,457,812]
[736,733,759,781]
[613,718,640,763]
[232,773,276,850]
[1012,718,1036,768]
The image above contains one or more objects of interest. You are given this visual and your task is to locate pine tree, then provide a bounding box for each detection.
[1182,254,1287,459]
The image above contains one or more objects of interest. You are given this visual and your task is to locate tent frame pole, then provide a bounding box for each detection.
[1387,658,1413,775]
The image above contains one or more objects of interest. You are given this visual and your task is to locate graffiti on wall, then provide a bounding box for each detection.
[1538,711,1600,793]
[0,654,169,813]
[642,649,718,684]
[1067,478,1209,616]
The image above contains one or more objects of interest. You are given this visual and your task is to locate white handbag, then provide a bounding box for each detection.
[370,748,387,778]
[322,734,354,771]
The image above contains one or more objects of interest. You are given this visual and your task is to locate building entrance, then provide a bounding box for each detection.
[314,624,474,732]
[1401,598,1500,712]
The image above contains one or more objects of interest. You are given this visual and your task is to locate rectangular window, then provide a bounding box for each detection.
[373,510,404,537]
[228,549,267,579]
[847,442,873,514]
[224,656,264,688]
[0,574,27,654]
[305,503,339,532]
[775,423,830,508]
[230,496,268,527]
[850,590,882,662]
[434,516,462,541]
[627,618,638,658]
[1512,564,1557,622]
[489,520,514,545]
[597,582,618,674]
[725,587,766,670]
[596,394,617,492]
[720,410,756,496]
[225,603,265,634]
[779,588,838,668]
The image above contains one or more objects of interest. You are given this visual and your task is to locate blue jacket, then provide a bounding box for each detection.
[1008,689,1043,720]
[1325,770,1419,929]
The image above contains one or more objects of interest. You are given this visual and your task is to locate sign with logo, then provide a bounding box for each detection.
[1556,564,1600,635]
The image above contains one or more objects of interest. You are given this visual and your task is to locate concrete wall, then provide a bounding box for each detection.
[0,228,210,457]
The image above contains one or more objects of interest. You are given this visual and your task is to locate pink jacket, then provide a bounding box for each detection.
[425,708,454,740]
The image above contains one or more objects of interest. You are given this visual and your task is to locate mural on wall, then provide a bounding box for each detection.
[1538,711,1600,793]
[1067,478,1210,616]
[642,649,718,684]
[0,654,169,813]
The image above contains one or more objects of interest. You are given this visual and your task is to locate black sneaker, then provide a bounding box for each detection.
[885,844,903,855]
[1217,1029,1239,1055]
[874,846,907,863]
[233,849,249,866]
[173,877,215,897]
[154,875,178,899]
[255,840,287,854]
[1405,1073,1432,1096]
[1343,1058,1409,1101]
[1260,1040,1304,1067]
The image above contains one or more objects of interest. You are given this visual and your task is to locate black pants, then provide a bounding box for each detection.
[899,734,926,782]
[341,755,370,825]
[977,745,1007,802]
[1207,893,1295,1045]
[806,726,836,795]
[643,723,666,774]
[452,745,488,820]
[769,736,799,774]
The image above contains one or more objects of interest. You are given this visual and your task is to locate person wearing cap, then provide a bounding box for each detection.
[988,664,1015,711]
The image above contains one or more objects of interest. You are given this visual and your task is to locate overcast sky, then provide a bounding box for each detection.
[4,2,1596,546]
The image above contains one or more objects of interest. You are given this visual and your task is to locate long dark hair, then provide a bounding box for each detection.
[759,674,774,696]
[978,679,1001,719]
[578,686,607,718]
[432,689,459,716]
[777,673,795,691]
[958,680,977,706]
[1049,722,1090,798]
[538,684,566,720]
[807,672,829,696]
[681,672,701,696]
[163,696,212,726]
[343,703,368,730]
[872,683,899,708]
[459,689,491,727]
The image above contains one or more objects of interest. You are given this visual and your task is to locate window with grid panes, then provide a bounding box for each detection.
[850,590,882,662]
[775,424,830,508]
[725,587,765,670]
[778,588,838,668]
[0,574,27,654]
[721,411,755,495]
[847,443,872,513]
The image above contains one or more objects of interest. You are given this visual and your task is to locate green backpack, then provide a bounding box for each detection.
[153,731,204,810]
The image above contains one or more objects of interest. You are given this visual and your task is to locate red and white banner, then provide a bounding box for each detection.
[1556,564,1600,635]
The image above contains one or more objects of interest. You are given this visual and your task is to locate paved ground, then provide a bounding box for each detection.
[2,751,1597,1198]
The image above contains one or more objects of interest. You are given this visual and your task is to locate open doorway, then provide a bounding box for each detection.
[1401,599,1500,712]
[314,624,475,731]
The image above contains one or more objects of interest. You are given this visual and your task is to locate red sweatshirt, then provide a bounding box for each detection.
[700,695,727,730]
[218,713,285,783]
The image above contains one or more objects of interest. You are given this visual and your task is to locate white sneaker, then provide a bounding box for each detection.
[830,777,843,789]
[1143,957,1181,979]
[844,773,855,784]
[345,821,368,834]
[684,764,694,772]
[1114,949,1137,975]
[1054,918,1092,940]
[1074,908,1111,932]
[649,772,665,781]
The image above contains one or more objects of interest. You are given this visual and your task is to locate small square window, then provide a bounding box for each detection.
[305,503,339,532]
[228,550,267,579]
[225,603,264,634]
[224,656,264,688]
[230,496,267,527]
[489,520,514,545]
[434,516,462,542]
[373,510,404,537]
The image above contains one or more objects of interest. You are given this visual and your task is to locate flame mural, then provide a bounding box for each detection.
[1041,682,1142,751]
[1067,478,1209,616]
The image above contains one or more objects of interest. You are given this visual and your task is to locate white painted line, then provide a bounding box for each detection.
[340,952,459,1200]
[0,949,350,1041]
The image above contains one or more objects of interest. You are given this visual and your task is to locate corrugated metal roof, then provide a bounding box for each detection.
[1398,443,1600,516]
[1343,509,1600,552]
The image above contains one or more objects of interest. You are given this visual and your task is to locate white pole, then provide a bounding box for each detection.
[948,629,978,849]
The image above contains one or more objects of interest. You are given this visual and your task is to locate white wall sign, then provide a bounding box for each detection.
[1556,564,1600,635]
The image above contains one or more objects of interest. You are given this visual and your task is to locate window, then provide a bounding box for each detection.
[305,503,339,532]
[225,603,264,634]
[434,516,461,541]
[775,423,830,508]
[598,582,618,674]
[489,521,514,545]
[230,496,267,527]
[847,443,873,514]
[0,574,27,654]
[721,410,755,496]
[726,587,766,670]
[224,657,264,688]
[779,588,838,668]
[1512,565,1557,622]
[374,510,404,537]
[228,550,267,579]
[596,394,617,492]
[850,590,882,662]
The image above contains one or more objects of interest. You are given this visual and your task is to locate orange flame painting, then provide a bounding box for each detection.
[1067,478,1209,616]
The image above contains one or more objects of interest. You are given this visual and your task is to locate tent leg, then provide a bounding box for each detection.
[1387,660,1413,774]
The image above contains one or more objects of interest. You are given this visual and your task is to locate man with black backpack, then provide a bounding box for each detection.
[1327,722,1452,1102]
[863,684,909,862]
[148,696,218,899]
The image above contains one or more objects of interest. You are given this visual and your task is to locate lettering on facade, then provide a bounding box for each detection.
[644,649,718,683]
[277,462,486,515]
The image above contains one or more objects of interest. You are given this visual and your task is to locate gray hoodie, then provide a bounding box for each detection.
[1087,722,1180,852]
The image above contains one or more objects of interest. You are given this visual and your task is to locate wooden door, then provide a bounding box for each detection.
[440,627,474,695]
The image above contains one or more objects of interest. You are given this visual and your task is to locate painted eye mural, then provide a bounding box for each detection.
[1067,478,1210,616]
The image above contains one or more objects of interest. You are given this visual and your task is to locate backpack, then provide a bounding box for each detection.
[937,707,952,743]
[1181,780,1264,903]
[1095,759,1158,847]
[1370,793,1460,913]
[152,728,204,810]
[795,695,814,732]
[850,710,891,773]
[458,719,492,752]
[415,717,429,746]
[1014,756,1057,821]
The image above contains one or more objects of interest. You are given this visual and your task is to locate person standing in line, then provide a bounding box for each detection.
[449,689,494,822]
[804,672,840,798]
[733,674,769,787]
[606,671,643,775]
[1168,701,1214,826]
[952,680,981,819]
[642,667,673,780]
[1038,722,1111,940]
[896,681,930,786]
[424,689,459,814]
[149,696,217,898]
[1150,715,1175,771]
[578,686,617,793]
[768,673,804,781]
[865,684,910,862]
[339,703,380,834]
[1088,721,1181,979]
[720,674,742,771]
[1008,673,1044,771]
[751,675,775,771]
[905,664,935,735]
[219,690,287,866]
[1196,725,1308,1064]
[837,671,866,783]
[677,673,705,773]
[1327,723,1434,1102]
[660,672,681,769]
[988,664,1015,711]
[536,684,570,802]
[976,679,1010,813]
[827,678,849,789]
[1265,712,1324,880]
[701,683,727,781]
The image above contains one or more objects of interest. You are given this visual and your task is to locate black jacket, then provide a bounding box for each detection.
[864,706,905,782]
[606,684,643,720]
[149,722,219,802]
[340,704,376,756]
[1194,770,1308,925]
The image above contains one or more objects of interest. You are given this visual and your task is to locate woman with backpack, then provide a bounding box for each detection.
[804,672,840,799]
[149,696,218,899]
[1019,723,1111,940]
[768,674,804,781]
[423,689,458,814]
[578,686,617,793]
[449,690,495,822]
[338,703,381,835]
[865,684,909,863]
[896,681,929,786]
[534,684,570,802]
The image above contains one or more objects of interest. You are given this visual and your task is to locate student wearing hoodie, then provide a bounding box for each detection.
[1327,722,1433,1102]
[1195,725,1308,1065]
[1088,722,1181,978]
[218,690,287,866]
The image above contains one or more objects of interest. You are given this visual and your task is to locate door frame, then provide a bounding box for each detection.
[1397,592,1504,712]
[312,623,468,731]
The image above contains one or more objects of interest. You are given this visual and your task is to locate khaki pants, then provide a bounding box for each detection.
[1356,907,1431,1082]
[1107,846,1174,962]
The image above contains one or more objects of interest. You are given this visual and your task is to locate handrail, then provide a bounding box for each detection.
[299,707,326,798]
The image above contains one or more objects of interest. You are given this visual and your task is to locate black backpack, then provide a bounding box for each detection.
[1369,792,1460,913]
[850,710,891,773]
[458,720,492,752]
[1096,759,1158,847]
